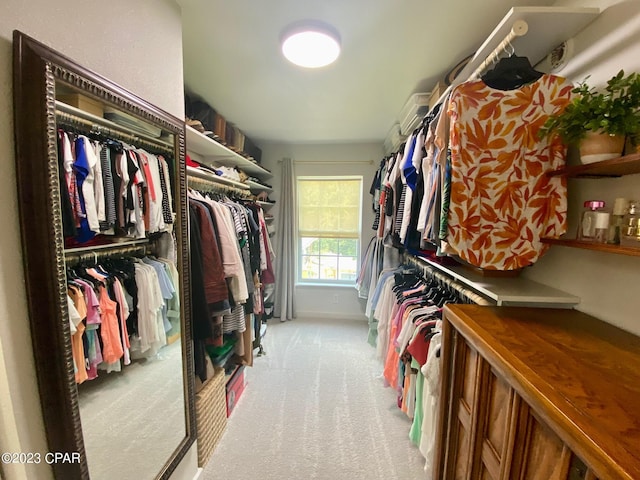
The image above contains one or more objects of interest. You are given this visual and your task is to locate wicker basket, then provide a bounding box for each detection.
[195,367,227,467]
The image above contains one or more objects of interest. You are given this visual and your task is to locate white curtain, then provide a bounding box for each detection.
[274,157,296,320]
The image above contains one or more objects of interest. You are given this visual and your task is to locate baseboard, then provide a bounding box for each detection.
[292,311,367,321]
[193,467,203,480]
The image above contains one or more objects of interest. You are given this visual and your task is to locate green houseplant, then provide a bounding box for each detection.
[539,70,640,163]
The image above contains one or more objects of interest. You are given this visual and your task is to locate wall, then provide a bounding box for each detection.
[523,0,640,336]
[0,1,198,479]
[261,142,383,320]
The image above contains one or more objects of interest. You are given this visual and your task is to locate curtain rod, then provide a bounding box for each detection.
[278,159,374,165]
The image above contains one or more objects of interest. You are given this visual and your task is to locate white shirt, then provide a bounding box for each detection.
[400,131,425,242]
[78,136,100,232]
[137,149,165,233]
[92,142,106,224]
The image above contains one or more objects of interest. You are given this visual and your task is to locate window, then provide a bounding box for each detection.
[297,176,362,285]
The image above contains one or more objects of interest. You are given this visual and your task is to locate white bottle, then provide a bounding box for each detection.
[578,200,607,242]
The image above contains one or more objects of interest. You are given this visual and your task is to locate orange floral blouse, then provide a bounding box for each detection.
[447,75,573,270]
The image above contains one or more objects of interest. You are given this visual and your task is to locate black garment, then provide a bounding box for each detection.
[99,143,116,231]
[189,205,216,341]
[57,130,77,238]
[157,155,173,225]
[108,143,125,232]
[245,204,263,274]
[384,185,394,217]
[404,157,426,250]
[125,150,139,231]
[189,205,214,382]
[108,257,139,336]
[481,54,543,90]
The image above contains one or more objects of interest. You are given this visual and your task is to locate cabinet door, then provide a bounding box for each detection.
[443,332,483,479]
[512,407,572,480]
[478,369,517,480]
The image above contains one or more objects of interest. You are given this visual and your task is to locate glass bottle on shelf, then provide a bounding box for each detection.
[578,200,609,243]
[620,201,640,247]
[607,197,628,245]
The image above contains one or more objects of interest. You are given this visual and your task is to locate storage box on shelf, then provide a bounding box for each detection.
[57,93,104,118]
[542,153,640,257]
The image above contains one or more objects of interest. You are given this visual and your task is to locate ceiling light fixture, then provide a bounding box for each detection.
[281,20,341,68]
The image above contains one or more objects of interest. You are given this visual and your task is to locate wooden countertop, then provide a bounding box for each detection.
[443,304,640,480]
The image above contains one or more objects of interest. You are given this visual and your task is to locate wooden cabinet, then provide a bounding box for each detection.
[436,305,640,480]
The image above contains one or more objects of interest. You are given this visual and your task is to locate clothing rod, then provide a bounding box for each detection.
[401,253,493,305]
[64,239,149,255]
[277,159,374,165]
[64,242,150,264]
[55,101,174,153]
[186,166,250,190]
[428,19,529,112]
[187,176,252,198]
[468,19,529,80]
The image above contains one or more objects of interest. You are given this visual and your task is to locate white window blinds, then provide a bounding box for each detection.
[297,177,361,238]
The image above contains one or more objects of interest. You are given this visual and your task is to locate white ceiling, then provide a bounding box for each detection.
[180,0,556,145]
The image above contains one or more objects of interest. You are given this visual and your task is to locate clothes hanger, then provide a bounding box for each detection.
[481,40,543,90]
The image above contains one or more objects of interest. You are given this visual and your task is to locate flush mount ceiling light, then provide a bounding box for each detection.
[281,20,341,68]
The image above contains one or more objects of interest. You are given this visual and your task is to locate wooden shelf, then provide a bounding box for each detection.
[257,201,275,209]
[544,153,640,256]
[541,238,640,257]
[546,153,640,178]
[185,125,272,179]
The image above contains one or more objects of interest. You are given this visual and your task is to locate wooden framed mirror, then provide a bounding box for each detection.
[12,31,195,479]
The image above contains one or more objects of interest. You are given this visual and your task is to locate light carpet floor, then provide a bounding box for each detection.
[203,317,426,480]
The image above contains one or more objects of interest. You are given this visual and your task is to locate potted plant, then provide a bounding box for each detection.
[539,70,640,163]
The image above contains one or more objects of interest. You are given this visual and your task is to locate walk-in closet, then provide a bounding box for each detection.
[1,1,640,480]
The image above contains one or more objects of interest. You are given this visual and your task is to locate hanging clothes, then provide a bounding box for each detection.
[187,187,276,383]
[366,258,493,472]
[66,253,179,383]
[444,74,573,270]
[57,126,175,247]
[368,68,573,272]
